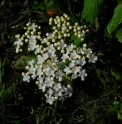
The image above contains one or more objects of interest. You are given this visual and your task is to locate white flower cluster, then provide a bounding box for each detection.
[48,13,89,41]
[14,13,97,105]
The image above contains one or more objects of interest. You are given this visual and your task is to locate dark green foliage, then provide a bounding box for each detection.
[82,0,105,23]
[1,0,122,124]
[116,28,122,43]
[71,34,82,47]
[107,1,122,34]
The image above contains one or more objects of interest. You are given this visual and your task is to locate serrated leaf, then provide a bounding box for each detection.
[82,0,104,23]
[116,28,122,43]
[71,35,82,47]
[107,3,122,34]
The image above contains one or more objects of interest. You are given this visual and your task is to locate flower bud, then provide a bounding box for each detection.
[35,81,39,84]
[75,22,78,26]
[20,49,22,52]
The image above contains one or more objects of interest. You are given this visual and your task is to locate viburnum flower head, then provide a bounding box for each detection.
[14,13,98,105]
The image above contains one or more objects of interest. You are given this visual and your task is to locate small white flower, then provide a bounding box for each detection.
[83,44,87,47]
[47,88,54,96]
[53,83,62,91]
[71,73,78,79]
[44,66,55,76]
[46,95,55,105]
[38,83,46,92]
[54,90,62,97]
[55,70,64,79]
[72,66,81,74]
[42,37,48,43]
[31,74,37,79]
[60,41,67,48]
[22,73,30,82]
[77,47,82,54]
[77,26,81,30]
[70,52,78,60]
[37,67,44,77]
[80,58,86,66]
[37,55,44,65]
[28,60,35,65]
[67,44,74,52]
[65,87,73,97]
[34,45,41,54]
[59,93,68,102]
[88,54,97,63]
[16,48,19,53]
[19,48,22,52]
[29,35,36,42]
[85,48,92,54]
[63,66,72,75]
[26,22,31,26]
[42,52,48,60]
[61,52,69,60]
[14,38,22,46]
[37,76,44,84]
[51,56,58,63]
[78,69,87,81]
[64,33,67,37]
[28,40,37,51]
[29,65,37,74]
[47,44,55,51]
[49,33,54,39]
[78,34,82,38]
[15,34,20,38]
[44,77,54,87]
[58,77,63,82]
[30,23,36,29]
[62,26,67,31]
[49,17,53,22]
[43,65,50,71]
[69,62,75,68]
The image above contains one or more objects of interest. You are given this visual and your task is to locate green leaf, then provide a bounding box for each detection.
[82,0,104,23]
[71,35,82,47]
[116,28,122,43]
[9,16,23,26]
[95,68,106,89]
[117,0,122,4]
[46,1,58,10]
[111,67,121,81]
[12,56,27,69]
[66,0,76,23]
[118,112,122,121]
[12,56,37,69]
[120,53,122,57]
[34,0,39,5]
[63,74,72,81]
[107,3,122,34]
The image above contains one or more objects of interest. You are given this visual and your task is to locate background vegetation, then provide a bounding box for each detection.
[1,0,122,123]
